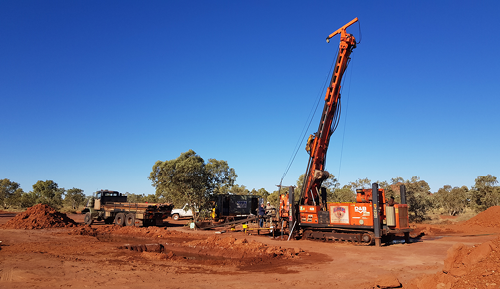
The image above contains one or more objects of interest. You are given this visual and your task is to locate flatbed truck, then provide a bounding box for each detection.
[83,190,174,227]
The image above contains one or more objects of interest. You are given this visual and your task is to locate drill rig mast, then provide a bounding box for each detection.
[301,17,358,207]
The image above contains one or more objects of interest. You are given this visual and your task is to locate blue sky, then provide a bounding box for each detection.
[1,1,499,196]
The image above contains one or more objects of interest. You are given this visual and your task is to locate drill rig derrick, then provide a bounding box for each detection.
[301,18,358,208]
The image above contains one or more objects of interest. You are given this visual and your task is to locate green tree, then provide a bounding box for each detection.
[379,177,432,222]
[294,174,307,203]
[434,185,470,216]
[9,187,24,208]
[19,191,38,208]
[126,192,162,204]
[257,188,270,201]
[32,180,65,209]
[404,176,433,222]
[229,184,250,195]
[149,150,236,221]
[64,188,85,210]
[349,178,372,190]
[391,177,405,185]
[330,185,356,202]
[247,188,269,197]
[378,177,406,204]
[323,175,356,202]
[470,175,499,212]
[323,175,340,191]
[294,174,355,202]
[142,194,160,203]
[0,179,24,209]
[205,159,237,195]
[125,192,144,203]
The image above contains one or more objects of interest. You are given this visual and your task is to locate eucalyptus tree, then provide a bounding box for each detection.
[471,175,499,212]
[404,176,433,222]
[149,150,236,220]
[0,178,24,209]
[229,184,249,195]
[64,188,86,210]
[32,180,65,209]
[434,185,470,216]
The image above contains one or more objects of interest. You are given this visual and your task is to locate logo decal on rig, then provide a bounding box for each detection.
[354,206,367,213]
[330,205,349,224]
[333,206,346,218]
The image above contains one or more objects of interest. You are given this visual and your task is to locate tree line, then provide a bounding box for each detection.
[0,179,86,210]
[146,150,500,222]
[266,174,499,222]
[2,149,499,223]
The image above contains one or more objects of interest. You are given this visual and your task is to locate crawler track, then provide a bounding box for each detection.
[301,228,375,246]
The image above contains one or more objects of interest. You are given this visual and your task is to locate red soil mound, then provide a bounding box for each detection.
[464,206,500,228]
[414,206,500,236]
[2,204,77,229]
[406,236,500,288]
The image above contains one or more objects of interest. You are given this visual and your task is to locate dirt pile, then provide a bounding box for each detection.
[411,206,500,237]
[405,236,500,289]
[463,206,500,228]
[2,204,77,229]
[187,235,303,259]
[69,225,98,236]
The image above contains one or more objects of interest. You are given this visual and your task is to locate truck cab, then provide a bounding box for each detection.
[94,190,127,209]
[82,190,127,213]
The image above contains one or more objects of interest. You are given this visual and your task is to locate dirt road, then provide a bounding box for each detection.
[0,208,499,289]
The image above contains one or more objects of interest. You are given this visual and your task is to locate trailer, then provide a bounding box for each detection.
[212,194,260,222]
[194,194,260,230]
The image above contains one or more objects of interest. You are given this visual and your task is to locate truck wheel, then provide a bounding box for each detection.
[172,214,180,221]
[84,212,94,225]
[114,213,125,226]
[125,213,135,226]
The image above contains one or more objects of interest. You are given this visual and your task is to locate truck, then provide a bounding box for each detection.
[280,18,412,246]
[83,190,174,227]
[171,203,194,221]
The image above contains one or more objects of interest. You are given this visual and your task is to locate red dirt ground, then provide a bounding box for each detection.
[0,206,499,288]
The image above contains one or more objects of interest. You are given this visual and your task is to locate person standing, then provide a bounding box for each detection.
[258,204,266,227]
[265,201,276,215]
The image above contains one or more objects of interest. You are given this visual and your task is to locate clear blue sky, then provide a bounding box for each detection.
[1,1,499,196]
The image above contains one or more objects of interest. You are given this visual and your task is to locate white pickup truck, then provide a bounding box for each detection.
[171,204,194,220]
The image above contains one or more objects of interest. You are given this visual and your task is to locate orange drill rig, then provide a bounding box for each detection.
[283,18,411,246]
